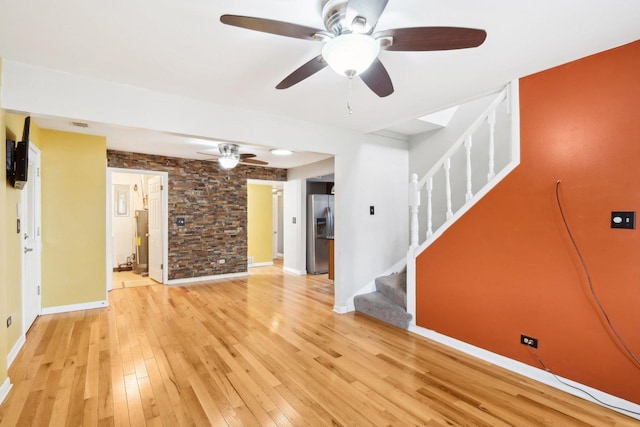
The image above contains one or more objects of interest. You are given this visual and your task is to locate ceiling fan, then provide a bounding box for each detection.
[220,0,487,97]
[198,143,268,170]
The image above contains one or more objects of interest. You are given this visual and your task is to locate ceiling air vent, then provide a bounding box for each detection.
[70,121,89,128]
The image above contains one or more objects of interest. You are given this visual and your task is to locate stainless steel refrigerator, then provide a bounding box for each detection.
[307,194,334,274]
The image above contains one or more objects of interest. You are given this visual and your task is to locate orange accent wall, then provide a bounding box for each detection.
[416,40,640,404]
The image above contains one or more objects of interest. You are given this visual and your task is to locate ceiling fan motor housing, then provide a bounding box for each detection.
[323,0,349,35]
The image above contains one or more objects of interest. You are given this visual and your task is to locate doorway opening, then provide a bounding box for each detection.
[247,179,284,269]
[106,168,169,291]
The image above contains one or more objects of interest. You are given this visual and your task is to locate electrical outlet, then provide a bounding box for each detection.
[218,259,226,264]
[6,316,12,328]
[520,334,538,348]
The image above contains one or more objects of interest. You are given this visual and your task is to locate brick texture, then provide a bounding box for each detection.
[107,150,287,280]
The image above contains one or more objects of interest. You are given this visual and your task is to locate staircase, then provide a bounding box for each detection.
[353,81,520,329]
[354,270,412,329]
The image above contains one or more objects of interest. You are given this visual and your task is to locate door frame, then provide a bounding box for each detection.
[106,167,169,290]
[21,144,42,334]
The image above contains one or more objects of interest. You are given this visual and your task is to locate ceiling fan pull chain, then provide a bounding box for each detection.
[346,77,354,114]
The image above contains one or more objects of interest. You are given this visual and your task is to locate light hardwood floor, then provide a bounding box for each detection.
[1,264,637,426]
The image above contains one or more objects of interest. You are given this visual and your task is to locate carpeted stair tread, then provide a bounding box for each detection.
[354,291,412,330]
[375,272,407,309]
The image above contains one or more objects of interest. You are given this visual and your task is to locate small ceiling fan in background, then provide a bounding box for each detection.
[198,143,268,170]
[220,0,487,97]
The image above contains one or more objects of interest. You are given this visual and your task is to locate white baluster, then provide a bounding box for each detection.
[426,177,433,239]
[487,109,496,182]
[465,135,473,202]
[445,158,453,220]
[409,173,420,248]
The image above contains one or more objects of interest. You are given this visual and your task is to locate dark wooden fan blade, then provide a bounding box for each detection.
[276,55,328,89]
[360,58,393,97]
[241,158,269,165]
[377,27,487,51]
[346,0,389,33]
[196,151,217,156]
[239,153,256,159]
[220,15,324,41]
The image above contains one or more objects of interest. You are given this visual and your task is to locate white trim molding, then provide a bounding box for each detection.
[333,305,349,314]
[41,300,108,315]
[282,267,306,276]
[410,325,640,420]
[167,272,248,285]
[0,378,12,406]
[248,261,274,268]
[6,334,26,369]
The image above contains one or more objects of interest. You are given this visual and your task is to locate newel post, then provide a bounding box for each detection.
[409,173,420,249]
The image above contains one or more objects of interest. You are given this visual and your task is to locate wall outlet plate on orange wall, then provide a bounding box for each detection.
[611,211,635,229]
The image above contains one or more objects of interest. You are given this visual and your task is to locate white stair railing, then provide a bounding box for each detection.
[406,81,521,327]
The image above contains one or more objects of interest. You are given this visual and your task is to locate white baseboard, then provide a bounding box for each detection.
[409,325,640,420]
[167,272,248,285]
[41,300,108,315]
[248,261,274,268]
[0,377,12,406]
[333,305,349,314]
[282,266,306,276]
[6,334,26,369]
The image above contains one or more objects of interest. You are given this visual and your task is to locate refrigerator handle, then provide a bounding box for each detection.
[327,206,333,237]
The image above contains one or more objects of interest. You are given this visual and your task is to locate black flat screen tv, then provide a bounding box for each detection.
[13,116,30,190]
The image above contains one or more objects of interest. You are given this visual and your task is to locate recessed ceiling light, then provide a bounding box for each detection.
[270,149,293,156]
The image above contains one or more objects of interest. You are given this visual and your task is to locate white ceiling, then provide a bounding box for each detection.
[1,0,639,167]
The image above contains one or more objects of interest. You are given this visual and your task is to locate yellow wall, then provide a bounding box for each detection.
[0,57,7,386]
[1,109,106,393]
[39,129,107,307]
[247,184,273,264]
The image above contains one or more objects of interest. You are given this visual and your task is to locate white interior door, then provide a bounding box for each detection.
[22,145,41,332]
[148,176,163,282]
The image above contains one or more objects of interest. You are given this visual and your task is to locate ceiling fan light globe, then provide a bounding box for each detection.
[218,155,240,170]
[322,33,380,77]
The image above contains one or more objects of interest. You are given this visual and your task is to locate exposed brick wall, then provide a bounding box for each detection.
[107,150,287,280]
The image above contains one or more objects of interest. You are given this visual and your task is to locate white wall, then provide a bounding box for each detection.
[333,141,408,310]
[283,179,305,275]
